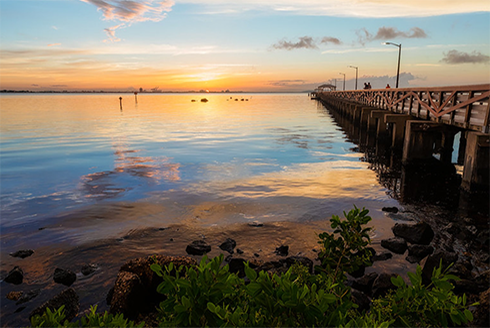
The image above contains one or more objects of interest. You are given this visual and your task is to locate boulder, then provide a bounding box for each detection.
[283,256,314,273]
[186,240,211,255]
[422,250,458,285]
[219,238,236,254]
[382,207,398,213]
[30,288,79,322]
[372,273,397,298]
[16,289,40,305]
[53,268,76,287]
[392,222,434,245]
[226,258,259,278]
[406,245,434,263]
[351,272,378,296]
[351,289,371,312]
[372,252,393,262]
[274,245,289,257]
[381,237,407,254]
[109,255,196,319]
[9,250,34,259]
[6,291,23,301]
[4,266,23,285]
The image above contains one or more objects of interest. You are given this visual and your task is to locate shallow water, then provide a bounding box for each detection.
[1,93,401,247]
[1,93,412,325]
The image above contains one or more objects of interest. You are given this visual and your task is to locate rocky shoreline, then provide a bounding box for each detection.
[1,205,489,327]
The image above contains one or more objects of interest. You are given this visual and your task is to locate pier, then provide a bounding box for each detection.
[312,84,490,195]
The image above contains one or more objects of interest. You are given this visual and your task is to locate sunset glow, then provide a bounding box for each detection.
[1,1,489,91]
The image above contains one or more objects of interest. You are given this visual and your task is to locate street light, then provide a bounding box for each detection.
[348,65,358,90]
[383,41,401,88]
[339,72,345,91]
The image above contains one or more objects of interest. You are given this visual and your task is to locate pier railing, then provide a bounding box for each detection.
[319,84,490,133]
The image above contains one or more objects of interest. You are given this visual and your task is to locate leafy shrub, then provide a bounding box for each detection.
[30,305,143,328]
[317,205,373,281]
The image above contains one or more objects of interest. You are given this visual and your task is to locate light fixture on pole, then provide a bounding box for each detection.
[339,72,345,91]
[383,41,401,88]
[348,66,358,90]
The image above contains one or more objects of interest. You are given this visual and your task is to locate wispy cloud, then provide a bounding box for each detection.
[268,79,306,86]
[356,26,427,45]
[321,37,341,45]
[441,50,490,64]
[47,43,61,47]
[81,0,175,42]
[272,36,318,50]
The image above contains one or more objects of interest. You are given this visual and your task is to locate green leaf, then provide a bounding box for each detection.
[464,309,474,321]
[391,275,405,288]
[207,302,216,313]
[244,264,257,281]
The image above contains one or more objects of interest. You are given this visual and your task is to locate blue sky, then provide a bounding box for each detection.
[1,0,489,91]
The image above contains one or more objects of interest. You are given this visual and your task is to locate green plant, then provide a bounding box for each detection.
[371,263,479,327]
[30,305,143,328]
[317,205,373,281]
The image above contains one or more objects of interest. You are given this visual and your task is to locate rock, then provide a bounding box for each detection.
[444,222,461,234]
[283,256,314,273]
[351,289,371,312]
[254,253,260,257]
[349,266,366,278]
[472,288,490,327]
[110,255,197,319]
[219,238,236,254]
[30,288,79,322]
[274,245,289,256]
[110,271,145,319]
[406,245,434,263]
[258,261,284,272]
[392,222,434,245]
[200,98,208,103]
[453,279,481,295]
[186,240,211,255]
[81,264,97,276]
[226,258,258,278]
[381,237,407,254]
[14,307,26,313]
[382,207,398,213]
[106,287,114,306]
[248,221,263,227]
[386,213,414,222]
[6,291,23,301]
[9,250,34,259]
[53,268,76,287]
[372,273,397,298]
[16,289,40,305]
[236,248,244,255]
[372,252,393,262]
[352,272,378,295]
[4,266,23,285]
[422,250,458,285]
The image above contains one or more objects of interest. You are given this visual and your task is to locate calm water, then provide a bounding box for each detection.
[0,93,401,246]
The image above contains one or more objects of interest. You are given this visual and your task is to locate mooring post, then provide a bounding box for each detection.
[462,132,490,192]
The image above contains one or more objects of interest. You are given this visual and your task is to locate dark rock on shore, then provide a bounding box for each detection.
[248,221,263,227]
[30,288,79,322]
[392,222,434,245]
[81,264,98,276]
[472,288,490,327]
[9,249,34,259]
[382,207,398,213]
[351,272,378,296]
[219,238,236,254]
[372,273,397,298]
[5,266,23,285]
[406,245,434,263]
[381,237,407,254]
[186,240,211,255]
[16,289,40,305]
[422,250,458,285]
[109,255,197,320]
[236,248,244,254]
[53,268,76,286]
[283,256,314,273]
[372,252,393,261]
[274,245,289,256]
[226,258,260,278]
[351,289,371,312]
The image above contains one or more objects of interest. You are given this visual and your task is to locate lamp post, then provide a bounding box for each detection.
[339,72,345,91]
[383,41,401,88]
[348,66,358,90]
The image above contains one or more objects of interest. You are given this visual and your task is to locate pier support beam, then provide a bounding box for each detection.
[462,132,490,192]
[370,110,389,136]
[385,114,414,149]
[402,121,443,163]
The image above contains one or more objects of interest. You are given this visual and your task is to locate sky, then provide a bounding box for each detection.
[0,0,489,92]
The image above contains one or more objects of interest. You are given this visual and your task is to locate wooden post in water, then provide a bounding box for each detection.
[134,92,138,103]
[462,132,490,192]
[119,97,123,111]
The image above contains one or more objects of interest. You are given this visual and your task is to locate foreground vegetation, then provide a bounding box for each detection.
[31,206,478,327]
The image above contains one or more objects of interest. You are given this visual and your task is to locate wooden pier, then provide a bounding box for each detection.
[314,84,490,192]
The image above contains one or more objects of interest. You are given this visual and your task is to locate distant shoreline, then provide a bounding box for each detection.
[0,90,311,94]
